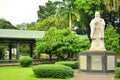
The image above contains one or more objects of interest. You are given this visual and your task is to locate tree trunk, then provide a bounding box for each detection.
[49,53,52,61]
[67,52,73,60]
[69,13,72,29]
[57,53,60,61]
[38,54,40,61]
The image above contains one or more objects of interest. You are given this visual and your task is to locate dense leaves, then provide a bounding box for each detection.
[105,25,120,52]
[35,27,90,60]
[0,18,16,29]
[56,0,80,29]
[37,1,59,21]
[19,56,33,67]
[33,64,74,78]
[36,15,68,31]
[75,0,102,15]
[55,61,79,69]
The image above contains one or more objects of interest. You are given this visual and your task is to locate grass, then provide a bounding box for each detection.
[115,78,120,80]
[0,66,119,80]
[0,66,71,80]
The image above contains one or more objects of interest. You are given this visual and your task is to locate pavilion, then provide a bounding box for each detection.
[0,29,44,60]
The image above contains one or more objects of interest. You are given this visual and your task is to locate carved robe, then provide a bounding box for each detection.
[89,18,106,51]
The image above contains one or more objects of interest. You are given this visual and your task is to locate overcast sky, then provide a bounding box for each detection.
[0,0,59,25]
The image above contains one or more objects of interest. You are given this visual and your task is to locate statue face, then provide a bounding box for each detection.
[95,12,100,18]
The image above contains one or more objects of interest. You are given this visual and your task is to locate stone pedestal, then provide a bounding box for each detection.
[79,51,116,73]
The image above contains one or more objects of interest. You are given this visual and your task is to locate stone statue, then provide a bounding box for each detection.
[89,11,106,51]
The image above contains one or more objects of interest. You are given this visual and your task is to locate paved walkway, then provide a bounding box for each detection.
[73,70,115,80]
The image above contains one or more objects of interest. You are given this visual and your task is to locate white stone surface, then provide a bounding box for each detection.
[80,55,87,70]
[91,56,102,70]
[107,56,115,70]
[89,11,106,51]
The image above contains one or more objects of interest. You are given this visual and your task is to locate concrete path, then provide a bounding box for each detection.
[73,71,115,80]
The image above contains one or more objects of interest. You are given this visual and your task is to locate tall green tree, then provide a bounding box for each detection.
[36,15,68,31]
[16,22,28,30]
[35,27,90,60]
[56,0,80,29]
[103,0,120,13]
[37,0,60,21]
[0,18,16,29]
[105,25,120,52]
[27,22,37,30]
[74,0,102,15]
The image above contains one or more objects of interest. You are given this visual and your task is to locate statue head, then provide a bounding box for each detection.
[95,11,100,18]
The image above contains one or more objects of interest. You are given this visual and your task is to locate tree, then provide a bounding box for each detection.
[105,25,120,52]
[0,46,6,60]
[56,0,80,29]
[0,18,16,29]
[16,22,28,30]
[74,0,102,15]
[27,22,37,30]
[103,0,120,13]
[37,0,60,21]
[35,27,90,60]
[102,0,120,34]
[36,15,68,31]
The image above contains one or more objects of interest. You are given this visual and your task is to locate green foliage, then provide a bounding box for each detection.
[74,0,103,15]
[32,64,74,78]
[16,22,28,30]
[35,27,90,58]
[19,56,32,67]
[0,46,6,60]
[37,1,59,21]
[0,66,69,80]
[27,22,37,30]
[115,68,120,78]
[37,15,68,31]
[105,25,120,52]
[117,60,120,67]
[0,18,16,29]
[55,61,79,69]
[56,0,80,28]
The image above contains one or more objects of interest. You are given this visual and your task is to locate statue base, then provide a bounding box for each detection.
[79,51,116,73]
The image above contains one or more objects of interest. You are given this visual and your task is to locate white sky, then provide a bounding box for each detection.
[0,0,59,25]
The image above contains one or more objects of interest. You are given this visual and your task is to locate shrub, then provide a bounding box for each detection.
[32,64,74,78]
[19,56,32,67]
[117,61,120,67]
[55,61,79,69]
[115,68,120,78]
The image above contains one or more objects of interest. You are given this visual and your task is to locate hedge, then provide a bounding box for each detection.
[117,61,120,67]
[32,64,74,78]
[19,56,32,67]
[55,61,79,69]
[115,68,120,78]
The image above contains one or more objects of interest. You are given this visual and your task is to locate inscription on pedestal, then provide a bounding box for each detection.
[107,56,115,70]
[80,55,87,70]
[91,56,102,70]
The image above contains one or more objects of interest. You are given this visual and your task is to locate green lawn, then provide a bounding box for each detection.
[115,78,120,80]
[0,66,119,80]
[0,66,71,80]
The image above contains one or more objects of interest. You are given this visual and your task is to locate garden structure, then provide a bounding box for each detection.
[0,29,44,63]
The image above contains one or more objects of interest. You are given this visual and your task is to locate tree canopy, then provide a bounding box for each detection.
[35,27,90,60]
[105,24,120,52]
[0,18,16,29]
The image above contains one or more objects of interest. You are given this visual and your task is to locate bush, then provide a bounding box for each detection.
[32,64,74,78]
[115,68,120,78]
[55,61,79,69]
[19,56,32,67]
[117,61,120,67]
